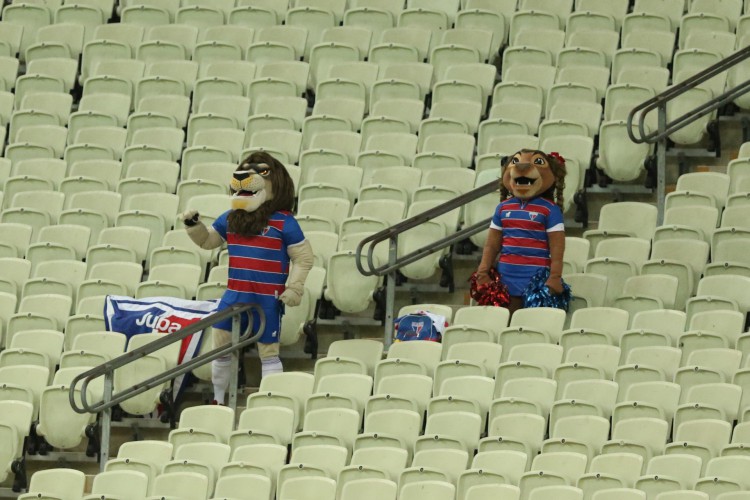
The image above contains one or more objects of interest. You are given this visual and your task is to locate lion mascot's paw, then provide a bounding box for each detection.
[181,210,200,227]
[279,287,302,307]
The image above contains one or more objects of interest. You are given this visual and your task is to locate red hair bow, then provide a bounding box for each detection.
[548,151,566,166]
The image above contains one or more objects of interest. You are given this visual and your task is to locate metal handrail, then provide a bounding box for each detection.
[628,44,750,144]
[354,178,500,350]
[69,303,263,414]
[624,44,750,226]
[356,179,499,277]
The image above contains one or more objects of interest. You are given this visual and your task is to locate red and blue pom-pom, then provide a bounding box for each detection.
[469,268,510,308]
[523,268,571,310]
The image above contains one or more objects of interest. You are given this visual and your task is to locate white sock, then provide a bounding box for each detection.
[212,356,232,405]
[261,356,283,378]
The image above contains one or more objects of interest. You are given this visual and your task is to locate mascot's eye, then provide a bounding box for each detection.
[511,157,519,164]
[253,166,271,177]
[534,157,546,165]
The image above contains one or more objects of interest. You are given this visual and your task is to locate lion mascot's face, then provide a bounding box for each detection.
[230,161,272,212]
[228,151,295,237]
[501,149,566,209]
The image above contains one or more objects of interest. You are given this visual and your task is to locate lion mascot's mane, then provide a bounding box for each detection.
[228,151,296,238]
[499,149,567,211]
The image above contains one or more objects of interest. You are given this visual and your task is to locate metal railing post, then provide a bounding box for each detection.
[383,236,398,349]
[99,372,113,472]
[657,103,668,226]
[228,315,240,413]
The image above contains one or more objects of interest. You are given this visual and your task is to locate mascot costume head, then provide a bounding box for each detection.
[500,149,567,210]
[228,150,296,237]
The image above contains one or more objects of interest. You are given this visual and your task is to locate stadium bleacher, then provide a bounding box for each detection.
[2,0,750,498]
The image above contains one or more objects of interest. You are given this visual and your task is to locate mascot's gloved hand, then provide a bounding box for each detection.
[182,210,200,227]
[281,240,314,308]
[181,209,224,250]
[279,286,303,307]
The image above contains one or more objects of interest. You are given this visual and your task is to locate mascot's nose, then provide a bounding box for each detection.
[514,162,532,171]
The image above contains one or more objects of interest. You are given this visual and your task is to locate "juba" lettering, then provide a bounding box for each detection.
[134,312,182,333]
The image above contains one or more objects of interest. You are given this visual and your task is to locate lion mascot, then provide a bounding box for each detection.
[181,151,313,405]
[474,149,567,316]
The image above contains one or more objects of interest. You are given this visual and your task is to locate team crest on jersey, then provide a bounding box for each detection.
[529,212,539,221]
[261,226,270,236]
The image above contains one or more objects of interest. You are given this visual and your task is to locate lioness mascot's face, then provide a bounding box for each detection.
[230,162,273,213]
[502,150,557,200]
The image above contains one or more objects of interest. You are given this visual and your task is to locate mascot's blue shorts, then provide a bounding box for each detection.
[213,292,283,344]
[496,263,543,297]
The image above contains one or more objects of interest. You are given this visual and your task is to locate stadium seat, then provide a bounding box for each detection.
[147,471,209,500]
[82,470,149,500]
[17,468,86,500]
[582,202,658,257]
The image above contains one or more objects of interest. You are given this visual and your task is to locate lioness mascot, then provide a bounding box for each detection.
[475,149,567,315]
[182,151,313,404]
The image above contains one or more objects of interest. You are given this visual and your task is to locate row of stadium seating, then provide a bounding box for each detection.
[7,332,750,499]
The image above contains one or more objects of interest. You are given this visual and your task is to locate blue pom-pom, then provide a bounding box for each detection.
[522,268,572,310]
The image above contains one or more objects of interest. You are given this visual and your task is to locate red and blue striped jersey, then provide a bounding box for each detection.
[490,196,564,269]
[212,210,305,308]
